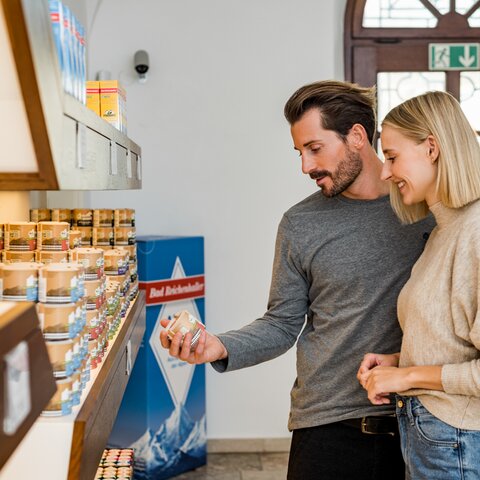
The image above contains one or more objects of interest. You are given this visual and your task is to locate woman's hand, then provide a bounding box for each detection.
[357,352,400,388]
[362,366,412,405]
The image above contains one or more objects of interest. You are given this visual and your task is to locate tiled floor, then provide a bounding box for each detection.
[170,452,289,480]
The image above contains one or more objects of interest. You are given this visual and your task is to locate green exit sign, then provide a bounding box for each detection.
[429,43,480,70]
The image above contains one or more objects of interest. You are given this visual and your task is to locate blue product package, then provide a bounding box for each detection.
[60,3,73,95]
[48,0,63,77]
[109,236,206,480]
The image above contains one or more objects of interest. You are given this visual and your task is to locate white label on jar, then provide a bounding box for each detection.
[38,276,47,303]
[3,341,31,435]
[68,311,75,325]
[0,278,3,297]
[38,312,45,330]
[61,387,71,402]
[65,348,73,362]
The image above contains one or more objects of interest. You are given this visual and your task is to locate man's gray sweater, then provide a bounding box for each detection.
[212,191,435,430]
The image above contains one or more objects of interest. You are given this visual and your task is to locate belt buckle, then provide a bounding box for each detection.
[361,416,396,436]
[361,417,374,435]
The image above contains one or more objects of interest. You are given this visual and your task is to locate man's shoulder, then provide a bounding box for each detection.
[284,191,333,218]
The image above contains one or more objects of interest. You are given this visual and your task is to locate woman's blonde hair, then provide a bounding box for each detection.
[382,90,480,224]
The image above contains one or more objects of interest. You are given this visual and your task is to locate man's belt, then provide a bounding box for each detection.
[340,415,398,436]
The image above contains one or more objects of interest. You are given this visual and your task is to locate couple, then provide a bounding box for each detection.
[160,80,480,479]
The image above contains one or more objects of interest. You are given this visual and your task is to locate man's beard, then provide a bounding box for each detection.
[310,147,363,198]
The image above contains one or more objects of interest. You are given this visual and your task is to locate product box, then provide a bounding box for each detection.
[108,236,206,480]
[100,80,127,133]
[86,81,100,116]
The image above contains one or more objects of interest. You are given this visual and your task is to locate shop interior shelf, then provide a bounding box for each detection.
[0,302,56,471]
[0,0,142,191]
[0,291,146,480]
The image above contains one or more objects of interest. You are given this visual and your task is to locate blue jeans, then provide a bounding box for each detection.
[396,395,480,479]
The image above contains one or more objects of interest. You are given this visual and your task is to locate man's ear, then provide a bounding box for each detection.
[348,123,368,149]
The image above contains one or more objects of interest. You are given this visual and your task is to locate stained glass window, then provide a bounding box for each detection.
[377,72,446,124]
[460,72,480,131]
[363,0,438,28]
[363,0,480,28]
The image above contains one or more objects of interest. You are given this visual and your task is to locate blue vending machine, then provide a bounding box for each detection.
[109,236,206,479]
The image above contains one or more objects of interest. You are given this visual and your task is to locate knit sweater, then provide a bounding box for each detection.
[398,199,480,430]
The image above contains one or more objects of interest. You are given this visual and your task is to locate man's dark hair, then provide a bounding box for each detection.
[284,80,377,144]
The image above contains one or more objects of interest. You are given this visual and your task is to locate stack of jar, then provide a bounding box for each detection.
[0,208,139,415]
[95,448,134,480]
[70,247,107,370]
[39,261,89,416]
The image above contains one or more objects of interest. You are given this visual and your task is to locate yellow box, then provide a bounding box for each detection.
[86,81,100,116]
[100,80,126,131]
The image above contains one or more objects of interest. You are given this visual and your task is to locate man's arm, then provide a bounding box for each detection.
[159,214,310,370]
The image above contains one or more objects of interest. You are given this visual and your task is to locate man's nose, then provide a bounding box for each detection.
[301,154,315,175]
[380,161,392,181]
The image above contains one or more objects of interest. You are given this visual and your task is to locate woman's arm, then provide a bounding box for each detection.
[362,365,443,405]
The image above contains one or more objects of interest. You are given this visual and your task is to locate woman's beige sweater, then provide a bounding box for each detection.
[398,200,480,430]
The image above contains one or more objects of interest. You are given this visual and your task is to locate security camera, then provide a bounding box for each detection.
[134,50,149,82]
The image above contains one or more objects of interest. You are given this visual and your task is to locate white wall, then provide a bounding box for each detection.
[85,0,347,439]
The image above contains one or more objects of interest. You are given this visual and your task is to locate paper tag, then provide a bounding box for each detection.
[126,149,132,179]
[110,141,118,175]
[3,341,31,435]
[76,123,87,169]
[126,340,132,376]
[136,155,142,180]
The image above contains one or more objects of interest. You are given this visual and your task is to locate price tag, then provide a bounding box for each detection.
[76,123,87,169]
[136,155,142,180]
[110,141,118,175]
[3,341,31,435]
[126,340,132,376]
[126,149,132,179]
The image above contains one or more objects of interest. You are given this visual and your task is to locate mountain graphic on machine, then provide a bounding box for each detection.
[130,404,206,479]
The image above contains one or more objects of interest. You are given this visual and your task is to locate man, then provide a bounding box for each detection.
[160,80,435,479]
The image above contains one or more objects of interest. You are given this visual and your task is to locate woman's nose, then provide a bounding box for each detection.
[380,161,392,182]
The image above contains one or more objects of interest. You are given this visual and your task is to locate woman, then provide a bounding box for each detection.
[357,90,480,479]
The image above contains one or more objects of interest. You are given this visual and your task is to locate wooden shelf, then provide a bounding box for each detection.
[0,291,146,480]
[0,0,142,191]
[0,302,56,471]
[68,291,146,480]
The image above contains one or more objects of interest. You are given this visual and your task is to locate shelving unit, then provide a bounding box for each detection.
[0,0,147,476]
[0,302,56,471]
[0,0,141,191]
[0,291,146,480]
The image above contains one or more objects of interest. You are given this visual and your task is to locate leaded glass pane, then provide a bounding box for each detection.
[377,72,446,125]
[460,72,480,131]
[451,0,479,14]
[363,0,438,28]
[429,0,449,15]
[468,8,480,27]
[427,0,477,15]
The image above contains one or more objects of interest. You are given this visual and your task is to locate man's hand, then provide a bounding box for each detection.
[357,352,400,388]
[159,319,228,364]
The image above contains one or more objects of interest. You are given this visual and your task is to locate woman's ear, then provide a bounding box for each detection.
[427,135,439,163]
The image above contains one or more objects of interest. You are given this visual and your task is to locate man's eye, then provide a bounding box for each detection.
[310,147,320,153]
[386,157,396,163]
